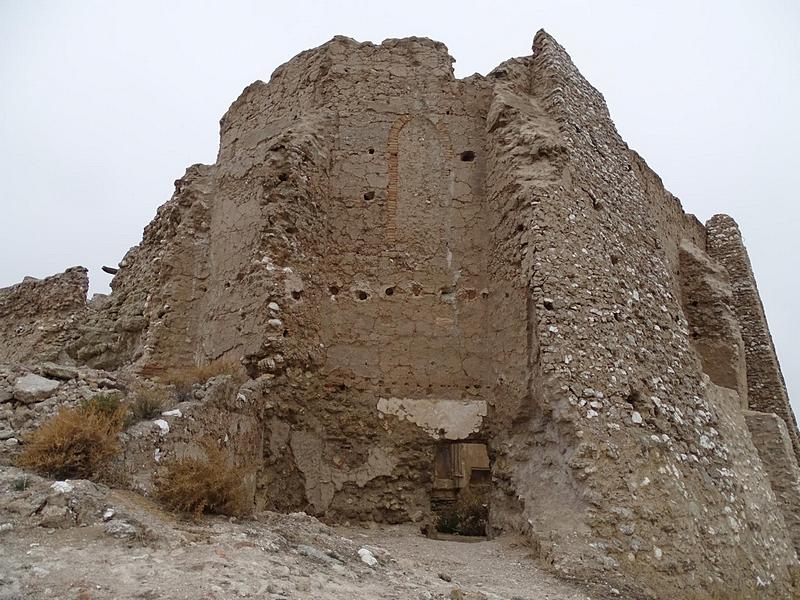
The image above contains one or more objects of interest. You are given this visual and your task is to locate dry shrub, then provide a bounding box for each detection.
[17,397,126,479]
[155,438,252,519]
[161,360,244,402]
[126,386,166,424]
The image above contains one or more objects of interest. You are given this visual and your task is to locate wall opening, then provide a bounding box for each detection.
[432,441,490,537]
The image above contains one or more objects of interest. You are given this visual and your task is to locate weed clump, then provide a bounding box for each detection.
[126,386,166,424]
[435,488,488,536]
[161,360,243,402]
[155,438,252,519]
[16,396,126,479]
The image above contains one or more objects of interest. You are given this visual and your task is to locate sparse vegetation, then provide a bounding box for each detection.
[435,488,488,536]
[155,438,252,519]
[16,398,126,479]
[161,360,244,402]
[126,386,166,424]
[11,476,30,491]
[79,392,124,419]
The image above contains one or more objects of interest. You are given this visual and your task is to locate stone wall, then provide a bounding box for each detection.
[745,410,800,554]
[706,214,800,460]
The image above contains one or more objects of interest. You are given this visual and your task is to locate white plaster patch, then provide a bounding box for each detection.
[377,397,487,440]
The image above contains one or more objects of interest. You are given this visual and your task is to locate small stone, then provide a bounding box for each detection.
[357,547,378,567]
[13,374,60,403]
[153,419,169,436]
[39,362,79,380]
[268,318,283,329]
[5,437,18,446]
[50,481,74,494]
[105,520,138,539]
[102,508,116,522]
[631,411,643,425]
[449,588,465,600]
[0,523,13,533]
[268,302,280,312]
[161,409,182,418]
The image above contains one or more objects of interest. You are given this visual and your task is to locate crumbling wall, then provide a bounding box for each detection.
[497,30,798,598]
[67,165,215,372]
[745,410,800,554]
[0,267,88,364]
[677,240,747,401]
[706,214,800,460]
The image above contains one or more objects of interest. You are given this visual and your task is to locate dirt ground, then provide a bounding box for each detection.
[0,467,609,600]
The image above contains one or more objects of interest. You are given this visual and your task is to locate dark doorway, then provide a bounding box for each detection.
[432,441,490,536]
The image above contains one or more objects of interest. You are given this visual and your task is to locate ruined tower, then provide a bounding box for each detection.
[2,31,799,599]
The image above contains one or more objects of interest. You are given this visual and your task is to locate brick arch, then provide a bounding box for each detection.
[385,115,454,243]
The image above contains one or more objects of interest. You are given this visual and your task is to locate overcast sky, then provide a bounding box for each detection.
[1,0,798,413]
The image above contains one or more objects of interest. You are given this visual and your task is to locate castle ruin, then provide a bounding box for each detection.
[1,31,799,599]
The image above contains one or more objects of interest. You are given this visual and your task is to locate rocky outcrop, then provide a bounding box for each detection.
[1,30,798,599]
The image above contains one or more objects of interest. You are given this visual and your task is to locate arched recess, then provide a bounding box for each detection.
[385,115,454,253]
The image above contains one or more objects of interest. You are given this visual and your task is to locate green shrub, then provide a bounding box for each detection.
[80,392,124,419]
[11,476,29,491]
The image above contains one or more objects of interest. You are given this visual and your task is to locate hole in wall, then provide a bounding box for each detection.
[432,441,490,538]
[355,290,369,301]
[384,286,395,296]
[460,151,476,162]
[610,254,620,266]
[368,148,375,154]
[291,290,303,301]
[626,388,644,408]
[329,285,340,296]
[516,224,524,233]
[363,190,375,201]
[282,329,289,338]
[277,173,289,182]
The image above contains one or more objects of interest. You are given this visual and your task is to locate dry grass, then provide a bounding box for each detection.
[16,397,126,479]
[155,438,252,519]
[126,386,167,424]
[161,360,244,402]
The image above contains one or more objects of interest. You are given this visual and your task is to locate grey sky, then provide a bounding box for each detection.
[1,1,798,414]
